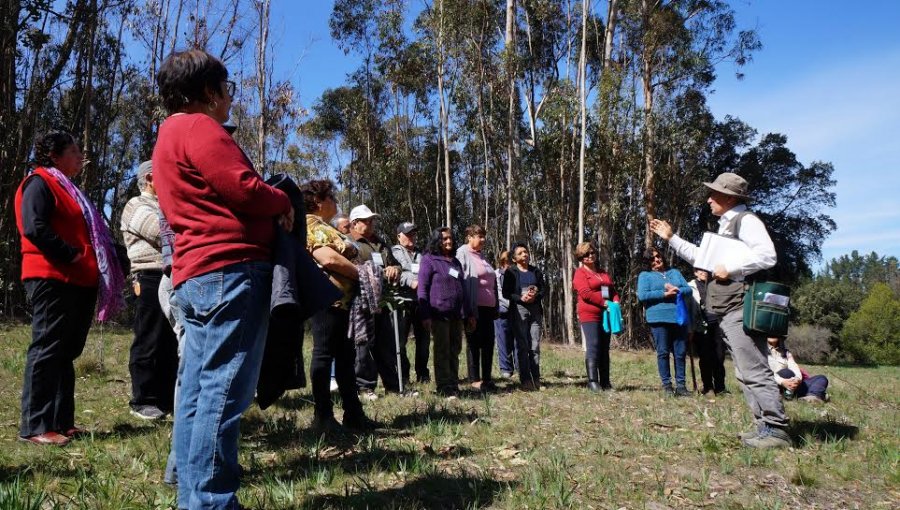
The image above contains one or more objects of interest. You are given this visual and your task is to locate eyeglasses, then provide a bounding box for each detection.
[225,80,236,97]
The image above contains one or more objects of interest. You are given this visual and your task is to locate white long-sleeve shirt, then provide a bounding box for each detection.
[669,204,777,280]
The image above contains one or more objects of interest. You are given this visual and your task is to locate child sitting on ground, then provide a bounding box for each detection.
[766,336,829,403]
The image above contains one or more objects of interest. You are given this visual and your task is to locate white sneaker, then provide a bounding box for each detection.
[360,389,379,401]
[329,378,339,392]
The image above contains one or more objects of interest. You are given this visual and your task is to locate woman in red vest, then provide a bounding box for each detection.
[14,130,123,446]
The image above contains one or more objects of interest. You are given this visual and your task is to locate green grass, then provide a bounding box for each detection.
[0,322,897,509]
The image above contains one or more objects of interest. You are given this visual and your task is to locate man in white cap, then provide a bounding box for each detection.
[348,205,402,398]
[650,172,790,449]
[121,161,179,421]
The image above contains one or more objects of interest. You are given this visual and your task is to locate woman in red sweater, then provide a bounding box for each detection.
[152,49,292,510]
[572,242,620,391]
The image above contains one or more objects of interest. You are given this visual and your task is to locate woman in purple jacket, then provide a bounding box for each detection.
[418,227,469,397]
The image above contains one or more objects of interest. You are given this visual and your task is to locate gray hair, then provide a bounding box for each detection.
[330,213,348,229]
[137,160,153,190]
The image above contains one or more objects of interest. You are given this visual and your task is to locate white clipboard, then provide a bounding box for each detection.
[694,232,753,273]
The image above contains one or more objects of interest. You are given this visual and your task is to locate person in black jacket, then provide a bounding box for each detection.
[501,243,544,390]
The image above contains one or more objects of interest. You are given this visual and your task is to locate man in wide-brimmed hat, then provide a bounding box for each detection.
[649,172,790,449]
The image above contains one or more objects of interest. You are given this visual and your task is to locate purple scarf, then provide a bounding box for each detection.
[45,167,125,321]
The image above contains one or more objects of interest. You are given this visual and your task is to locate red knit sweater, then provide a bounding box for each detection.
[572,266,620,323]
[152,113,291,286]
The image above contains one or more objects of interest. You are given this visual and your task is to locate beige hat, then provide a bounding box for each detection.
[703,172,749,199]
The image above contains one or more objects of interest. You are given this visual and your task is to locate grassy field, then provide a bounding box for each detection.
[0,322,897,509]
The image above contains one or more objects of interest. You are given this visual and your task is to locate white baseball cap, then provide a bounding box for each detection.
[349,204,380,222]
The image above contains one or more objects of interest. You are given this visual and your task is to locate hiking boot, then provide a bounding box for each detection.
[738,422,764,440]
[660,384,674,396]
[130,405,166,421]
[674,386,692,397]
[742,425,791,449]
[799,395,824,403]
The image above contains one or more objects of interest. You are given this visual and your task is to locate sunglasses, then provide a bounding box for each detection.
[225,80,236,97]
[581,251,597,259]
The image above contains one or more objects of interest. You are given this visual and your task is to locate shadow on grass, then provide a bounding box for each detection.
[294,473,513,510]
[267,391,315,412]
[790,419,859,445]
[85,421,168,441]
[390,405,479,429]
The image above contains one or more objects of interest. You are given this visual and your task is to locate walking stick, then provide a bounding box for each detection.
[393,308,404,394]
[687,331,698,393]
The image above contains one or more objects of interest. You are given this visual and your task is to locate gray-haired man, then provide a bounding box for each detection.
[650,172,790,449]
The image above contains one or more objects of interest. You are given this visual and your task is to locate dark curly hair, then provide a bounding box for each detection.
[425,227,454,256]
[642,247,666,268]
[33,130,77,168]
[299,179,336,213]
[157,49,228,114]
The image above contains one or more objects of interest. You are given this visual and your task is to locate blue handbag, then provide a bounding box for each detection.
[675,293,690,327]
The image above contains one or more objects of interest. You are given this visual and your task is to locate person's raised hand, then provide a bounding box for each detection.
[649,219,673,241]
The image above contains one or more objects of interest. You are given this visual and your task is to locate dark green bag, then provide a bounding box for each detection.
[743,281,790,336]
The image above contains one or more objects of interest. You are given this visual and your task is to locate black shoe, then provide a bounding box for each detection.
[311,415,343,434]
[344,415,380,432]
[674,386,692,397]
[715,388,730,395]
[660,384,674,396]
[701,386,713,395]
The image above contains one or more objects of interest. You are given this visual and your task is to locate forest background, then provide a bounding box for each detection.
[0,0,897,363]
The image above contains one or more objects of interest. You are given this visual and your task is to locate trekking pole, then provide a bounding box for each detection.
[393,308,404,394]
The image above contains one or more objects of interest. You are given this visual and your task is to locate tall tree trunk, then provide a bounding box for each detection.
[577,0,589,244]
[504,0,518,248]
[255,0,270,172]
[641,0,656,248]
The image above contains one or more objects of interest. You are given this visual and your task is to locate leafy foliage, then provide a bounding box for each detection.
[841,283,900,365]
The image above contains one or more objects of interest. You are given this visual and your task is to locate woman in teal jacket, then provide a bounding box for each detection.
[637,248,692,396]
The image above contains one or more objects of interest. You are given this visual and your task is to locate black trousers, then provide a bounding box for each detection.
[129,271,179,412]
[696,321,727,392]
[465,307,496,383]
[20,279,96,437]
[398,304,431,383]
[355,311,401,392]
[309,307,364,421]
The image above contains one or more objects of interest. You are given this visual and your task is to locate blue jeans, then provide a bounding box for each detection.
[650,323,687,389]
[494,313,516,373]
[174,262,272,509]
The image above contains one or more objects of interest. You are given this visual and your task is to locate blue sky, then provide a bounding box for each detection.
[269,0,900,267]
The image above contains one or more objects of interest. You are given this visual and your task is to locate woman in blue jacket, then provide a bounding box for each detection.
[637,248,692,396]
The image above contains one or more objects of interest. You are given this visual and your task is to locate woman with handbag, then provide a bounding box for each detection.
[572,242,620,391]
[637,248,692,396]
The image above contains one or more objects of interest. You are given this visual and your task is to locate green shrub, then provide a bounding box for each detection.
[841,283,900,365]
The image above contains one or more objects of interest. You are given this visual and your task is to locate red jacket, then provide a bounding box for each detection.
[572,266,620,323]
[15,168,99,287]
[152,113,291,286]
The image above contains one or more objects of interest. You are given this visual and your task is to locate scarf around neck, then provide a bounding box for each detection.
[44,167,125,321]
